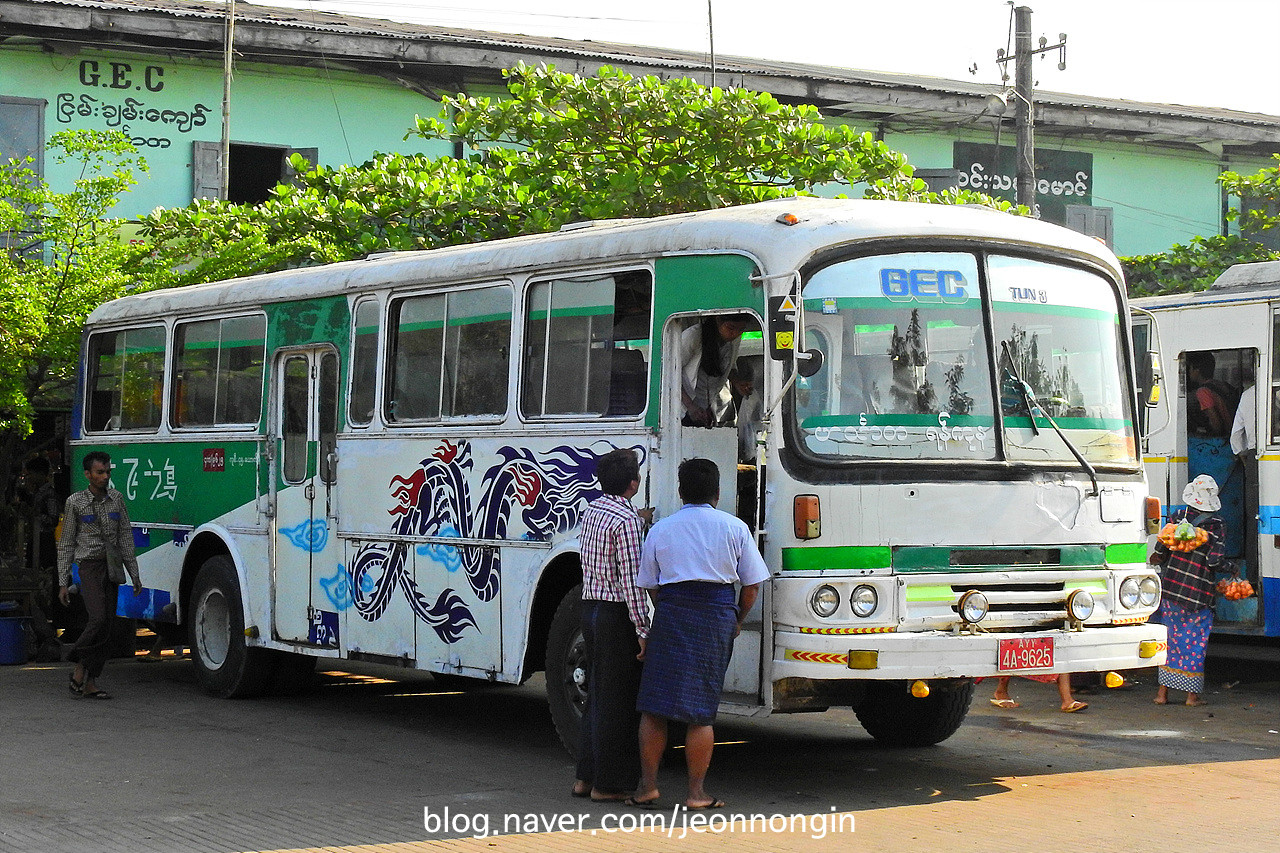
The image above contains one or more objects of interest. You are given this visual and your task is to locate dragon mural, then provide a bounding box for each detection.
[348,439,638,643]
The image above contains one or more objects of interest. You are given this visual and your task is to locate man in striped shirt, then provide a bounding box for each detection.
[572,447,651,802]
[57,451,142,700]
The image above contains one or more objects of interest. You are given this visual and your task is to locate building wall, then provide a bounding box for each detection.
[0,43,450,214]
[3,39,1269,258]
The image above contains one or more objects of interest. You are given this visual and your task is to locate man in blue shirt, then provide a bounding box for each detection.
[631,458,769,810]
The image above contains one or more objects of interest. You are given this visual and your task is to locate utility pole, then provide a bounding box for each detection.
[995,6,1066,212]
[220,0,235,202]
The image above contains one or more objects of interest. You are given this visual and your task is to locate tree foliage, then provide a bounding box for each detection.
[1121,234,1280,297]
[1220,154,1280,236]
[138,63,1018,285]
[1,130,149,438]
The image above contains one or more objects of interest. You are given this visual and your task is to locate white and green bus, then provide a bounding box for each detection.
[76,197,1165,746]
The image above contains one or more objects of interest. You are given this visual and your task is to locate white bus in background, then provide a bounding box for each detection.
[75,196,1165,749]
[1134,260,1280,637]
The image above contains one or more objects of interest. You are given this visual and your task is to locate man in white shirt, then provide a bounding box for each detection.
[630,458,769,810]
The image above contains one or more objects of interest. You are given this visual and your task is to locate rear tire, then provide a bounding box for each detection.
[855,679,974,746]
[544,584,586,757]
[189,555,275,698]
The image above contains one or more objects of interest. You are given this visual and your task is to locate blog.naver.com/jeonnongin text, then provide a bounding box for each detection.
[423,805,855,840]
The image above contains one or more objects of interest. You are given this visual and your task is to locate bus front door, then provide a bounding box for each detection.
[270,348,342,646]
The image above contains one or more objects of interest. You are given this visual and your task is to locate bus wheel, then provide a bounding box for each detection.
[189,555,274,698]
[544,584,586,757]
[854,679,974,746]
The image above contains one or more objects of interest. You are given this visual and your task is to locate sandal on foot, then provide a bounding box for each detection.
[688,798,727,810]
[989,698,1019,709]
[624,796,662,810]
[82,689,112,700]
[1060,700,1088,713]
[68,673,83,695]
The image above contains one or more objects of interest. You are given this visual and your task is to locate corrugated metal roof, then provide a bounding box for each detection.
[13,0,1280,129]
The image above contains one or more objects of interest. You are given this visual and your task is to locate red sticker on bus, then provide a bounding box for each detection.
[203,448,225,472]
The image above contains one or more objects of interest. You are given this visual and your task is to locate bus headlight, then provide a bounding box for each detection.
[1067,589,1095,624]
[1119,577,1140,610]
[1139,576,1160,607]
[810,584,840,618]
[958,589,989,624]
[850,585,878,618]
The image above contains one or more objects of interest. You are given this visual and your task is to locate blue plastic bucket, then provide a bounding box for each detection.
[0,617,27,665]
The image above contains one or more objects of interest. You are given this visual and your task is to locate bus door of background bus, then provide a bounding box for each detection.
[1181,347,1261,630]
[270,346,342,645]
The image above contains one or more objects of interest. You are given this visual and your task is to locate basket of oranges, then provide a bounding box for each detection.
[1216,574,1255,600]
[1157,520,1209,552]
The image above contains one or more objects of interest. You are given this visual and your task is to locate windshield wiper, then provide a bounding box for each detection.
[999,340,1099,497]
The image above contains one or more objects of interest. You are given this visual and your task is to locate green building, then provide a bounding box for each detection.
[3,0,1278,256]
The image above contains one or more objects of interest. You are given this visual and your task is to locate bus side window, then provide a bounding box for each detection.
[348,299,379,426]
[522,269,652,418]
[85,325,165,433]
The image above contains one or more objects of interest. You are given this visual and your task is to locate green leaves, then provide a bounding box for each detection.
[1120,234,1280,297]
[140,63,1015,286]
[1,130,149,439]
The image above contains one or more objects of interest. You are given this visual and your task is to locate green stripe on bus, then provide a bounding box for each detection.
[1105,543,1148,564]
[905,585,953,602]
[993,303,1117,322]
[801,413,994,429]
[1002,416,1132,430]
[781,546,891,571]
[527,306,613,320]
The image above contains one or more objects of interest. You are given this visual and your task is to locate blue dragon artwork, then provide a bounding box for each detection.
[348,439,632,643]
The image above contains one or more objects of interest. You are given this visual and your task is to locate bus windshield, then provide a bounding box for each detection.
[794,251,1136,466]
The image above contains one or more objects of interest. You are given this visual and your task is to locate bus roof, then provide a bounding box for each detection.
[1131,260,1280,312]
[94,197,1123,325]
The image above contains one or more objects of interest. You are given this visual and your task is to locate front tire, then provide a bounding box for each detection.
[189,555,275,698]
[544,584,586,757]
[855,679,974,746]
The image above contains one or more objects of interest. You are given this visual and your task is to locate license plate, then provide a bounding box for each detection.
[997,636,1054,671]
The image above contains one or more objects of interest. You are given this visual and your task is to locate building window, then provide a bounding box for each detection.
[191,141,318,203]
[0,96,44,171]
[1065,204,1114,249]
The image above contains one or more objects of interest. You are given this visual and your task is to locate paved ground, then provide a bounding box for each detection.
[3,643,1280,853]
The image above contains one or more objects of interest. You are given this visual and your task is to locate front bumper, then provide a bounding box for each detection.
[775,623,1167,681]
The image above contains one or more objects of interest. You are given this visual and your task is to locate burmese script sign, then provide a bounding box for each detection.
[952,142,1093,224]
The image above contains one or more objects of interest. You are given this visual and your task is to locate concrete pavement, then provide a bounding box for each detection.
[3,650,1279,853]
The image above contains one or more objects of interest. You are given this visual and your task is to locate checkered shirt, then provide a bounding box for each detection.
[579,494,650,639]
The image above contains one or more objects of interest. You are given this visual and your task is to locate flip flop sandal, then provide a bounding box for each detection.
[82,689,112,700]
[687,798,727,810]
[623,797,662,810]
[68,673,84,695]
[1060,700,1088,713]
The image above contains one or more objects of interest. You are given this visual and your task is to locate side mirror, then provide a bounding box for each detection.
[1145,350,1162,408]
[796,348,824,378]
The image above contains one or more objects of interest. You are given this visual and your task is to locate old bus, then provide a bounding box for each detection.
[76,197,1165,747]
[1133,260,1280,637]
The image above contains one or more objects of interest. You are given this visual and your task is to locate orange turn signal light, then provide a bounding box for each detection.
[794,495,820,539]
